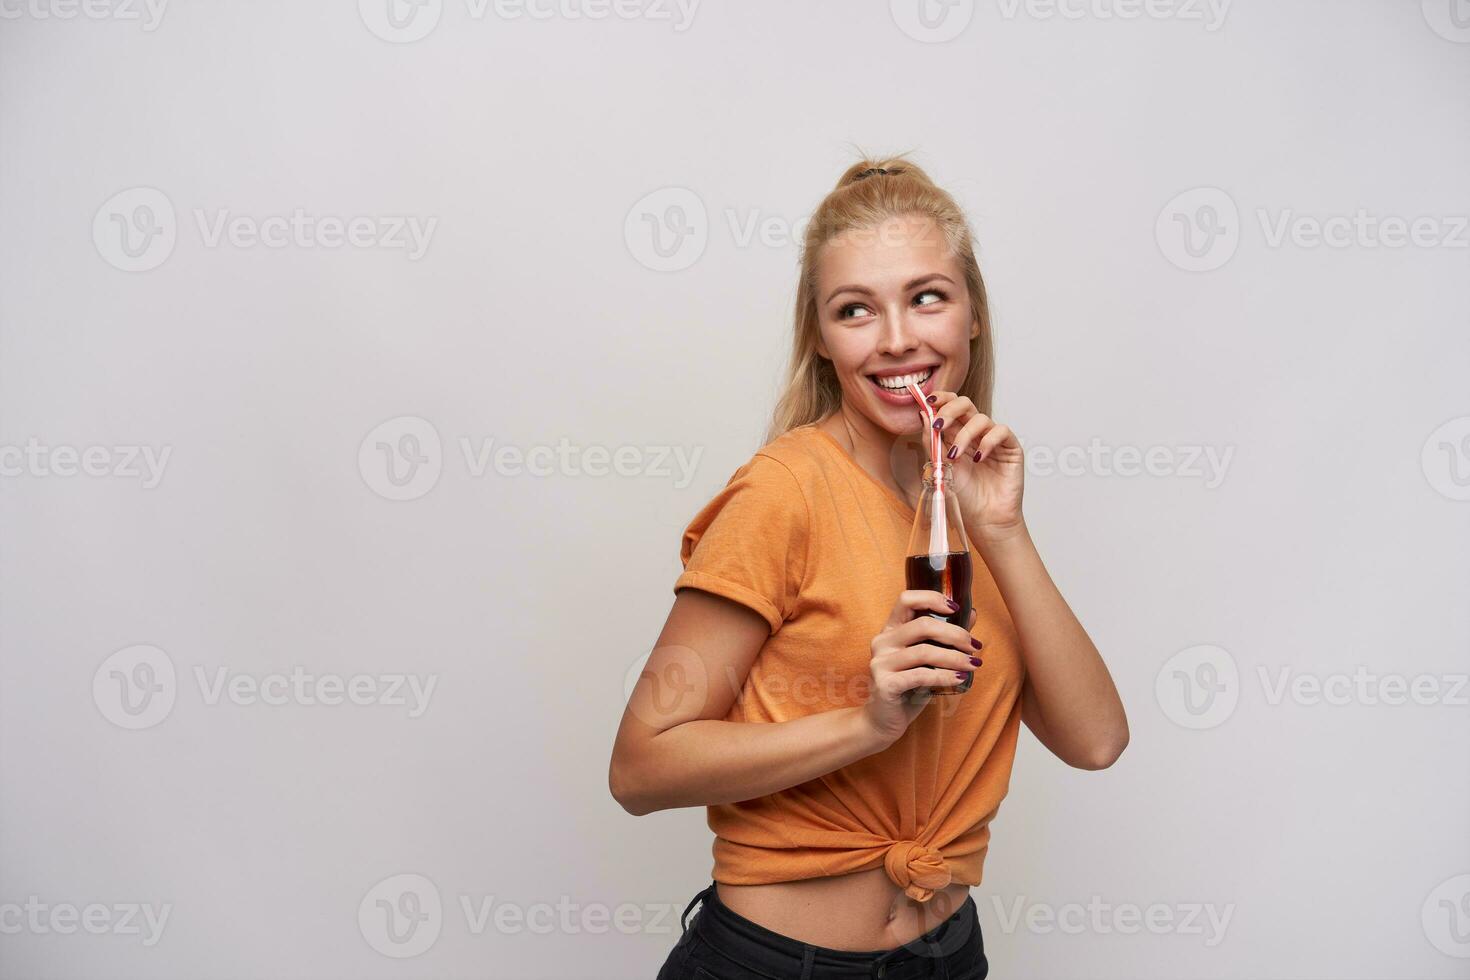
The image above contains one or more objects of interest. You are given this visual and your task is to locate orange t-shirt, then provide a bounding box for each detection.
[673,423,1026,903]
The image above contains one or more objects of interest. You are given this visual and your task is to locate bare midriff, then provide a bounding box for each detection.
[714,867,972,952]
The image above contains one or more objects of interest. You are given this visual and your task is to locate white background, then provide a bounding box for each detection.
[1,1,1468,977]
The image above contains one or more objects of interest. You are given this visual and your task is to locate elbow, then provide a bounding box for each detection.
[608,759,655,817]
[1073,730,1128,771]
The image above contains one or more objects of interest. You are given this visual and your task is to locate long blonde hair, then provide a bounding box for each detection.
[766,154,995,443]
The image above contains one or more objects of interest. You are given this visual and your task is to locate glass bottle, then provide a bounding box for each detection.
[904,461,975,696]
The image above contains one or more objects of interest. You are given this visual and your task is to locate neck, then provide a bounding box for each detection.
[820,402,928,503]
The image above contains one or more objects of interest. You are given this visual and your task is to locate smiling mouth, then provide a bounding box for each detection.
[868,366,937,392]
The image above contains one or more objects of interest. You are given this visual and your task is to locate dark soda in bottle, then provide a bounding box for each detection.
[904,461,976,695]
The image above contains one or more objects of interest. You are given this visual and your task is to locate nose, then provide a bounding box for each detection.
[876,306,919,357]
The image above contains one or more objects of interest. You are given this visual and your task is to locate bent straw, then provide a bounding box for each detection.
[904,381,950,558]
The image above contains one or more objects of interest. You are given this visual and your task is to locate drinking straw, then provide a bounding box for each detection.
[905,381,950,557]
[904,381,944,490]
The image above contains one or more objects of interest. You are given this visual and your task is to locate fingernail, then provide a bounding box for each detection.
[926,394,937,404]
[946,446,958,460]
[970,637,982,650]
[932,418,944,430]
[946,598,960,611]
[972,450,983,461]
[955,671,969,679]
[969,656,981,667]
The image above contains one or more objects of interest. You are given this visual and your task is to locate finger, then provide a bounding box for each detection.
[885,641,980,674]
[884,589,960,630]
[973,423,1016,462]
[967,607,977,630]
[889,614,983,654]
[945,413,994,461]
[927,390,958,409]
[894,665,972,695]
[928,395,977,438]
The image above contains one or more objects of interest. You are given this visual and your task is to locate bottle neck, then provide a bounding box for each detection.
[921,461,954,487]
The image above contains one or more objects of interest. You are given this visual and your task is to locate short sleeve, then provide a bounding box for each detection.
[674,453,810,634]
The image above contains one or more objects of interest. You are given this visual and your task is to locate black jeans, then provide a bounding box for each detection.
[655,881,988,979]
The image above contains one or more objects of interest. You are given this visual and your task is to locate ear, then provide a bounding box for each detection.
[815,331,830,359]
[969,317,980,340]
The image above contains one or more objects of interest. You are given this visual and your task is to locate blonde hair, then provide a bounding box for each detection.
[766,154,995,443]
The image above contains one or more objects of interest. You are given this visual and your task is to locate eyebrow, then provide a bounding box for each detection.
[823,274,956,306]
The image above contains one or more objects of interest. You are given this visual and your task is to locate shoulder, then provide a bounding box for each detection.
[679,427,829,546]
[745,424,831,493]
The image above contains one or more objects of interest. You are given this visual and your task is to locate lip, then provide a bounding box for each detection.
[866,363,940,407]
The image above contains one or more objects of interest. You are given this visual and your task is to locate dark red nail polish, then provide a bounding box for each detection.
[926,394,937,404]
[973,450,983,461]
[970,637,982,650]
[932,418,944,430]
[956,671,969,679]
[946,446,958,460]
[969,656,982,666]
[946,598,960,611]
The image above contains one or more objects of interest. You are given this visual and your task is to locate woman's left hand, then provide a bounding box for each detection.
[925,392,1026,543]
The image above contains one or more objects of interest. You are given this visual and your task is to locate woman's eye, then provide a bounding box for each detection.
[837,303,872,320]
[914,289,947,307]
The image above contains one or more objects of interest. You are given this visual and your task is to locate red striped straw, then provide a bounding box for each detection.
[904,381,944,493]
[905,381,950,556]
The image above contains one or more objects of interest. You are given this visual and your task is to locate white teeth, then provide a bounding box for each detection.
[873,368,935,390]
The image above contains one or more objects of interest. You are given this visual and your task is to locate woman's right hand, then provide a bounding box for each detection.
[859,591,981,748]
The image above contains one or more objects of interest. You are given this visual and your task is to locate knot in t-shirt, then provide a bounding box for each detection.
[882,840,953,903]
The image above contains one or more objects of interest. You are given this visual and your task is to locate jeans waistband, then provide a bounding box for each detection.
[680,881,980,980]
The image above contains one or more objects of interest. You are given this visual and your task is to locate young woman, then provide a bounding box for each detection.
[610,156,1128,979]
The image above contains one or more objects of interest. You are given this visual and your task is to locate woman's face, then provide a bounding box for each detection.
[814,213,978,436]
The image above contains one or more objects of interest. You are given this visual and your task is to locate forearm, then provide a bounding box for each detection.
[618,706,887,816]
[976,521,1129,763]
